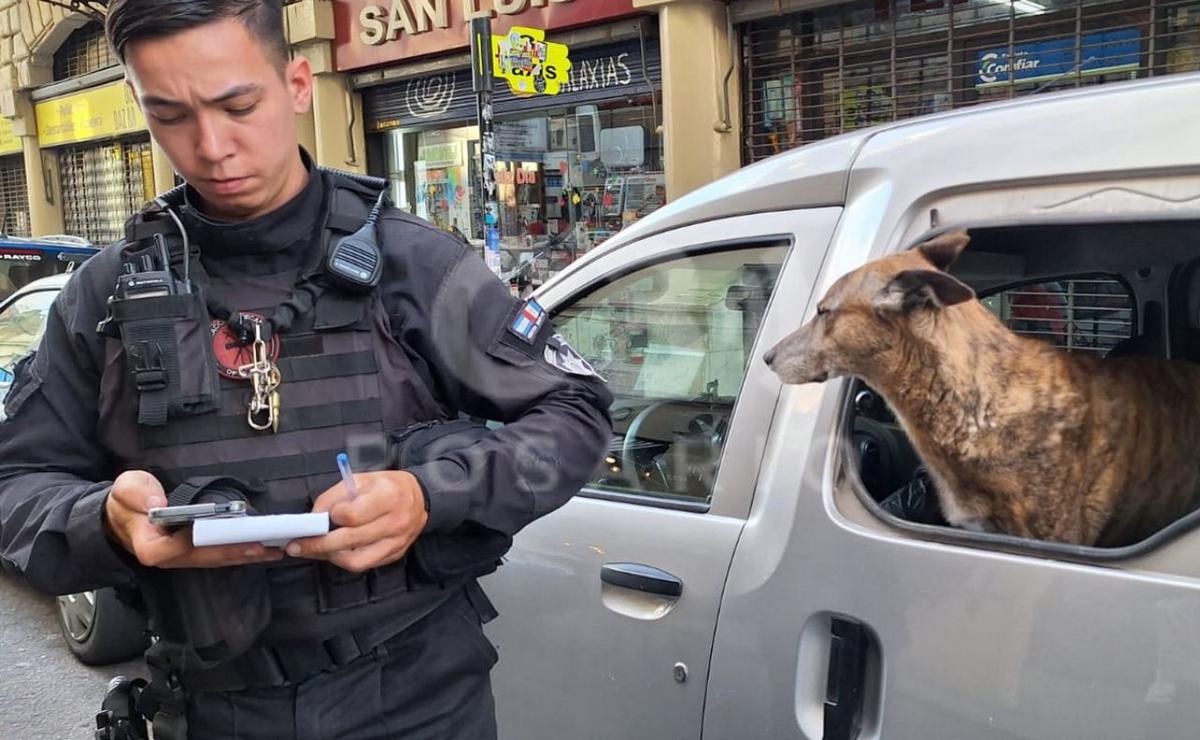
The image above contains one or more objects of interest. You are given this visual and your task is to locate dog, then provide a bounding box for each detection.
[763,230,1200,547]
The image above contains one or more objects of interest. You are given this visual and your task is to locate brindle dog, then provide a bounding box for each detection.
[764,230,1200,546]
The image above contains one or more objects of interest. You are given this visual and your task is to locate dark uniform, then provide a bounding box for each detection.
[0,153,612,739]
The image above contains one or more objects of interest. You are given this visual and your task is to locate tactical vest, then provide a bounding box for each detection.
[97,171,459,649]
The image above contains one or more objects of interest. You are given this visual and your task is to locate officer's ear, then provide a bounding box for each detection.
[286,56,314,115]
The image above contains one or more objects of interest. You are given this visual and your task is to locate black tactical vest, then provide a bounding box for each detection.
[97,171,458,646]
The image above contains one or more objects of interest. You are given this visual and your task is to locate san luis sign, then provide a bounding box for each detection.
[334,0,638,72]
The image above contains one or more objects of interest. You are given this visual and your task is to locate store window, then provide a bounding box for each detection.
[1165,3,1200,74]
[53,22,117,81]
[59,137,155,245]
[423,127,481,241]
[375,99,665,292]
[0,156,30,237]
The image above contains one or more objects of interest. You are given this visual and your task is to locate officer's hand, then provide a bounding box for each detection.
[285,471,428,572]
[104,470,284,569]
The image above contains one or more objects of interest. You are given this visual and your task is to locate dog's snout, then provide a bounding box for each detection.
[763,347,777,366]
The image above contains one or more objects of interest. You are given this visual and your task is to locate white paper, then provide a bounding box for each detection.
[192,512,330,548]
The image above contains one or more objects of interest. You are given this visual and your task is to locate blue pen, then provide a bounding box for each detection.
[336,453,359,500]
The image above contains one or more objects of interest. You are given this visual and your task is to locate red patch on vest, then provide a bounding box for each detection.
[210,313,280,380]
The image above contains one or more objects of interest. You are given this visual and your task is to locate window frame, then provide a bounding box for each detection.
[551,237,796,514]
[0,287,60,320]
[835,263,1199,563]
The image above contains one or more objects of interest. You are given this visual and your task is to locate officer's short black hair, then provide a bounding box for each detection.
[105,0,288,68]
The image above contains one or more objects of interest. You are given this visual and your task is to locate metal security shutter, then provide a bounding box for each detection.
[53,22,117,81]
[742,0,1200,163]
[59,137,155,245]
[0,155,30,237]
[363,38,662,131]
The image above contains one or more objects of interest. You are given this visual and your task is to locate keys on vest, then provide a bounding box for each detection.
[238,323,282,432]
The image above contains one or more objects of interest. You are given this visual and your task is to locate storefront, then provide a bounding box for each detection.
[336,0,661,289]
[739,0,1200,163]
[35,78,155,246]
[30,23,156,245]
[0,117,29,237]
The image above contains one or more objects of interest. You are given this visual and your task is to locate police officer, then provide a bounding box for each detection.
[0,1,612,738]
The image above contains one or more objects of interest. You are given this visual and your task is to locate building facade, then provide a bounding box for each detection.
[0,0,1194,248]
[735,0,1200,163]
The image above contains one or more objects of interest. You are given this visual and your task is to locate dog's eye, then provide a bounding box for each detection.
[816,307,830,317]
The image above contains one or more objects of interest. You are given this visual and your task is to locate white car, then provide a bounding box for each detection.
[0,273,68,406]
[0,271,150,666]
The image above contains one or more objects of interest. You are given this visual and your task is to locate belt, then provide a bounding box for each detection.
[174,581,490,693]
[178,627,376,693]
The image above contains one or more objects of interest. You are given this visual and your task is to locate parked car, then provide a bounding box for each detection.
[0,234,96,304]
[0,233,99,405]
[480,72,1200,739]
[0,273,68,399]
[0,261,151,667]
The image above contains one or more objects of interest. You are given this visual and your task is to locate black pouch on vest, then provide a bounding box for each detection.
[106,287,219,427]
[143,478,272,666]
[389,419,515,583]
[101,232,219,427]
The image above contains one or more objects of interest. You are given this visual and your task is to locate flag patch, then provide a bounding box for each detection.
[508,298,547,343]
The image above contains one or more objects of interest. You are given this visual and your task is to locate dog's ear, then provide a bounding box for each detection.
[917,230,970,271]
[875,269,975,313]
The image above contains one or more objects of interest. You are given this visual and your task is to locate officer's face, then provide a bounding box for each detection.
[123,18,313,221]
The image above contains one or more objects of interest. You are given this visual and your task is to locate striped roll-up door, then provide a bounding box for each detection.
[0,155,30,237]
[741,0,1200,163]
[59,136,155,246]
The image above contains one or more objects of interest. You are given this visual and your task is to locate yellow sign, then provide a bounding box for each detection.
[0,116,19,156]
[491,26,571,97]
[36,80,146,148]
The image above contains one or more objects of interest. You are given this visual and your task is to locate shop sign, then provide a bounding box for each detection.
[496,167,539,185]
[492,26,571,95]
[366,38,659,130]
[36,80,146,147]
[0,116,20,156]
[495,118,548,152]
[335,0,636,71]
[558,51,632,93]
[976,28,1140,87]
[418,141,463,167]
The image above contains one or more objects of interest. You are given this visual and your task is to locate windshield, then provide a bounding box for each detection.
[0,248,79,303]
[0,288,58,380]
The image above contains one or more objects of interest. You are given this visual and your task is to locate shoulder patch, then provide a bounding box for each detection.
[508,298,547,344]
[544,332,605,381]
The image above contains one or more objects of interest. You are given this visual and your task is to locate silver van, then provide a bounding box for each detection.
[482,72,1200,739]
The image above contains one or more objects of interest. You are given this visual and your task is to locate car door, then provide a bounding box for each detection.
[482,208,840,740]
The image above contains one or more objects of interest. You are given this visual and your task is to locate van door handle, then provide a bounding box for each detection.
[600,562,683,598]
[824,617,869,740]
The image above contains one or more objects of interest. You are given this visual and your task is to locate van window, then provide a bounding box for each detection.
[554,245,787,504]
[844,221,1196,551]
